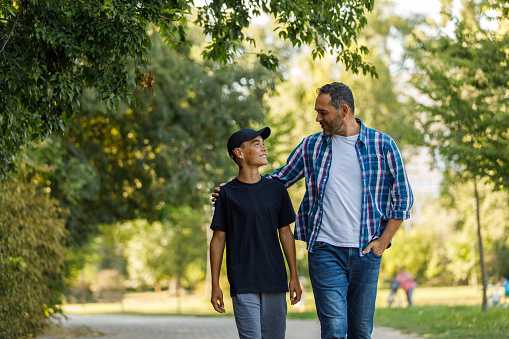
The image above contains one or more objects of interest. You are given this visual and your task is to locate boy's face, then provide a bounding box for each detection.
[238,135,268,166]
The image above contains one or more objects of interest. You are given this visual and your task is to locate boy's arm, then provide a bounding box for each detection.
[210,229,226,313]
[278,225,302,305]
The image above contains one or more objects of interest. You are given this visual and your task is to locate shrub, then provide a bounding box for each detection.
[0,175,68,338]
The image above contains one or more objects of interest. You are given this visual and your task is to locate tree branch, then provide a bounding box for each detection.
[1,13,21,56]
[159,15,180,22]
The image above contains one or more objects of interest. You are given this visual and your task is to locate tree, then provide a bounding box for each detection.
[407,0,509,311]
[409,0,509,190]
[35,31,275,247]
[0,0,376,175]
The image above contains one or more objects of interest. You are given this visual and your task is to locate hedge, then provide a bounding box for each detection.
[0,174,68,338]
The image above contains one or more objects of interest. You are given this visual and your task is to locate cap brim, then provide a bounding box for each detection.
[241,127,271,144]
[255,127,271,140]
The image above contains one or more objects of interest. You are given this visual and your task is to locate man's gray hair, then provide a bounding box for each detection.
[317,82,355,114]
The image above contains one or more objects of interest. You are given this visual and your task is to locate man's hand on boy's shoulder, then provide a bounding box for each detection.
[211,286,225,314]
[289,277,302,305]
[211,183,226,206]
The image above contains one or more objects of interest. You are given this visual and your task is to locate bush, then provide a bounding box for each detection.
[0,175,68,338]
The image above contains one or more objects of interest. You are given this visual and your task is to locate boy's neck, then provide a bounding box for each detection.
[237,167,262,184]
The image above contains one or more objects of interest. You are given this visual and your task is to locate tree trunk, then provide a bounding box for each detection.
[474,180,488,312]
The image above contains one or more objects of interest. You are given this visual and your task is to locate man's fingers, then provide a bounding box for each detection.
[213,183,226,194]
[211,183,226,206]
[362,243,373,255]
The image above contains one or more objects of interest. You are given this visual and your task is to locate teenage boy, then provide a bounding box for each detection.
[209,127,302,339]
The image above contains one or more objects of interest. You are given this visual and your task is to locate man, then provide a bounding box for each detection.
[213,82,413,339]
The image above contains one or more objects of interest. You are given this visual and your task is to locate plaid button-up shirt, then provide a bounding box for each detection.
[267,119,414,255]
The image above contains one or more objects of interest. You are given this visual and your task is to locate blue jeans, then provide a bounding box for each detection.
[406,288,414,307]
[232,293,287,339]
[308,243,382,339]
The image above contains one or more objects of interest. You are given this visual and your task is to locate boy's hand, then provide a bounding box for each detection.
[289,278,302,305]
[211,286,225,313]
[211,183,226,206]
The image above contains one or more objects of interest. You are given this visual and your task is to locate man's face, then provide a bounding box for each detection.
[315,93,344,136]
[238,135,268,166]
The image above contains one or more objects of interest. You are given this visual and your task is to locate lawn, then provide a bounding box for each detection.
[374,306,509,338]
[62,286,509,338]
[373,286,509,338]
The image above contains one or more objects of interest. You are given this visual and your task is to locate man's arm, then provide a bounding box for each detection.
[362,218,402,256]
[362,138,413,256]
[266,139,306,188]
[386,139,414,220]
[212,139,307,204]
[210,229,226,313]
[278,225,302,305]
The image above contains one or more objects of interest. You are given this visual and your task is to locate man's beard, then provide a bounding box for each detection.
[322,117,344,136]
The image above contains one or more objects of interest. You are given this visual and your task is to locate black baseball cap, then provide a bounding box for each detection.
[227,127,271,159]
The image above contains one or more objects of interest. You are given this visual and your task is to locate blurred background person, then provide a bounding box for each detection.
[395,267,417,307]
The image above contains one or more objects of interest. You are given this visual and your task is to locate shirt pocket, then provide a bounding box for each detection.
[368,155,392,196]
[367,155,385,185]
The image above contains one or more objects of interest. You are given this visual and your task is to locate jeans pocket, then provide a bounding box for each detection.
[367,250,382,260]
[312,241,327,251]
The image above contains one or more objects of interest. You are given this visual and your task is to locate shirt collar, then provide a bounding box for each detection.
[356,118,367,145]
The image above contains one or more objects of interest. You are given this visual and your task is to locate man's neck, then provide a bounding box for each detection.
[336,116,361,137]
[237,167,262,184]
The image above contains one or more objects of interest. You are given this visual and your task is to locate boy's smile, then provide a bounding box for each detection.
[240,135,268,166]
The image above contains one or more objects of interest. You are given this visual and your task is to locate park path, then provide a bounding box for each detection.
[46,314,425,339]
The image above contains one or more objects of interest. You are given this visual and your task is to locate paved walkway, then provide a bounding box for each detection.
[49,314,425,339]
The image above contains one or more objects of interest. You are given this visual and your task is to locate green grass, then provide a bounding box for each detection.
[376,285,485,307]
[374,305,509,339]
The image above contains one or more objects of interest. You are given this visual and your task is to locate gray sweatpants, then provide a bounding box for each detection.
[231,293,287,339]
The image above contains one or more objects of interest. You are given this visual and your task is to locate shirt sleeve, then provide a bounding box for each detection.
[266,139,305,188]
[278,186,296,228]
[386,139,414,220]
[210,188,227,231]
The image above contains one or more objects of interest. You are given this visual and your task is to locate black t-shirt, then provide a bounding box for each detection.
[211,176,296,296]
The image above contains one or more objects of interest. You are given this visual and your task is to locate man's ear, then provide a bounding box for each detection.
[341,104,349,117]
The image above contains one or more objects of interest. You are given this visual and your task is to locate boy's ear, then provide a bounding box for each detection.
[234,147,243,159]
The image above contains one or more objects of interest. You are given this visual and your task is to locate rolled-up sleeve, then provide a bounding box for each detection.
[386,139,413,220]
[267,140,305,188]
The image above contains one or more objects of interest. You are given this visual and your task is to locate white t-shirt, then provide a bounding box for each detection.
[317,134,362,247]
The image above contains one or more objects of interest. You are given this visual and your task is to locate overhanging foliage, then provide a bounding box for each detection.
[0,0,376,175]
